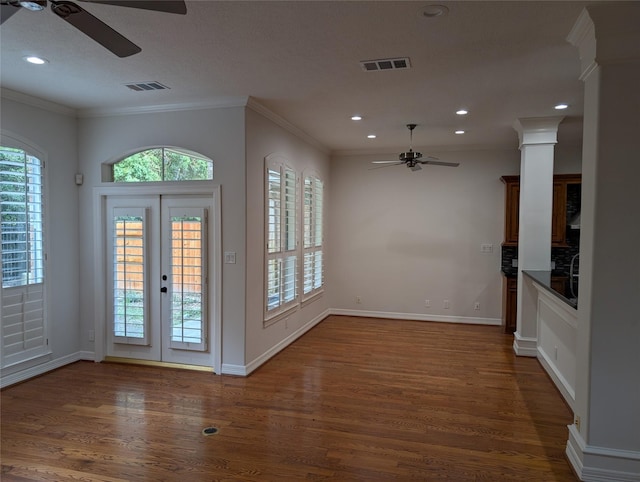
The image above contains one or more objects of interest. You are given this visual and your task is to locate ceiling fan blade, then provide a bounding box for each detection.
[1,3,20,24]
[50,0,141,57]
[79,0,186,14]
[368,162,404,170]
[371,160,400,164]
[410,164,422,172]
[420,160,460,167]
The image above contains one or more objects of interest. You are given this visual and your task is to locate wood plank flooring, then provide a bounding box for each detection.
[1,316,577,481]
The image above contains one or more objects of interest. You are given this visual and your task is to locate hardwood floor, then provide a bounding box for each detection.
[1,316,577,481]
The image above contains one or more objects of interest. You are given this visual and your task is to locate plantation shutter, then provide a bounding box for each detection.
[265,158,297,319]
[303,175,324,297]
[0,147,47,367]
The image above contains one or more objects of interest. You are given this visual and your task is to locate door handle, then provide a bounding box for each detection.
[160,287,168,293]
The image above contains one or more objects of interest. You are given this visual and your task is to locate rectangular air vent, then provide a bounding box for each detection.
[124,81,170,92]
[359,57,411,72]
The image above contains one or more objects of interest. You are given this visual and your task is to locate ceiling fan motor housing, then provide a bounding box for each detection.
[399,150,422,162]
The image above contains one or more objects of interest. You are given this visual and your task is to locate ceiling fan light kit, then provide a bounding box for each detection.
[18,1,46,11]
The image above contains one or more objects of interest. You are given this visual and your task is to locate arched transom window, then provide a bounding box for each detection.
[112,147,213,182]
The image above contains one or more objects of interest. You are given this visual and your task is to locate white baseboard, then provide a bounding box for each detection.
[1,352,86,388]
[513,331,538,357]
[566,424,640,481]
[239,309,331,376]
[220,363,248,376]
[78,350,96,361]
[537,346,575,410]
[330,308,501,326]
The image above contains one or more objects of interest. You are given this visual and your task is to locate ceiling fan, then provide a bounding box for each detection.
[371,124,460,171]
[0,0,187,57]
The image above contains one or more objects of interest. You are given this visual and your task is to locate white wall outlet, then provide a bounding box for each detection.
[424,299,431,308]
[88,330,95,342]
[356,296,362,304]
[480,244,494,253]
[224,251,236,264]
[474,302,480,310]
[443,300,450,309]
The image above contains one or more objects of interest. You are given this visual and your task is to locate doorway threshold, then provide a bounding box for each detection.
[104,356,214,373]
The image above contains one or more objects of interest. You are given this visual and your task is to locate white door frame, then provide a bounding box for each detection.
[92,182,222,373]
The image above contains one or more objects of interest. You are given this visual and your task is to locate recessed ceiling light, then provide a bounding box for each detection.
[367,134,376,139]
[351,115,362,121]
[23,56,48,65]
[554,103,569,110]
[455,130,465,135]
[418,5,449,18]
[456,109,468,115]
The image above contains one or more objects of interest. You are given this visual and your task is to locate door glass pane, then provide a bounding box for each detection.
[170,215,205,347]
[113,216,145,339]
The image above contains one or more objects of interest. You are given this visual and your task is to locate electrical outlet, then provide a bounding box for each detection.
[425,299,431,308]
[575,415,581,431]
[88,330,95,342]
[480,244,494,253]
[356,296,361,304]
[443,300,450,309]
[474,302,480,310]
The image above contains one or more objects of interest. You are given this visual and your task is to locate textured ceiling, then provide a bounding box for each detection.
[0,1,592,152]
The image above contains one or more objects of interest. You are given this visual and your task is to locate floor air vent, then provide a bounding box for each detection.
[124,81,170,92]
[359,57,411,72]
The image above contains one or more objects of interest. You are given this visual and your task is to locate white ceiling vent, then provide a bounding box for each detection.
[124,81,170,92]
[359,57,411,72]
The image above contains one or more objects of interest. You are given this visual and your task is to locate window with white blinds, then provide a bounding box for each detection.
[0,146,48,368]
[264,157,325,323]
[265,158,297,319]
[303,175,324,298]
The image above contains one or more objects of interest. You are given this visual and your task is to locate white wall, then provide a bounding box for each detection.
[77,106,247,367]
[328,149,519,322]
[244,107,331,368]
[0,93,81,376]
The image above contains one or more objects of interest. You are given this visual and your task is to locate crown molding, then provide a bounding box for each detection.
[246,97,329,155]
[78,96,251,118]
[567,8,598,81]
[1,88,77,117]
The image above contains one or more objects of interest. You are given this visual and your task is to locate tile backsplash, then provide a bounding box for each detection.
[501,228,580,274]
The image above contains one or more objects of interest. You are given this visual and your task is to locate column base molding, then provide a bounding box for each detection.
[566,424,640,481]
[512,331,538,357]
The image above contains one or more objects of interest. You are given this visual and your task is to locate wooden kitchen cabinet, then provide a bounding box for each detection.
[502,276,518,333]
[501,174,580,247]
[502,275,568,333]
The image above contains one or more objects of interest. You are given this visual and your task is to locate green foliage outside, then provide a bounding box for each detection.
[113,148,213,182]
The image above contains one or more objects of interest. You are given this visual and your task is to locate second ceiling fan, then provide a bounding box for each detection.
[371,124,460,171]
[0,0,187,57]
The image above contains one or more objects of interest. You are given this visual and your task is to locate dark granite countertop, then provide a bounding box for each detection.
[522,270,578,309]
[501,268,568,279]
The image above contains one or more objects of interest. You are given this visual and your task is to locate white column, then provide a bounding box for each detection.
[512,117,562,356]
[566,5,640,479]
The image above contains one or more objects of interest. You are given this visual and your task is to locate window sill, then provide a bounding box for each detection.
[301,289,324,307]
[263,303,299,328]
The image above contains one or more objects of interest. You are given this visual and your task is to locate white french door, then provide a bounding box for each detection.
[105,194,214,367]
